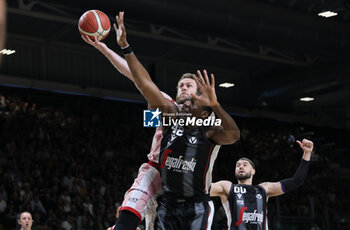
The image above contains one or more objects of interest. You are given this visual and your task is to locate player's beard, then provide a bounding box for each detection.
[235,171,252,181]
[176,93,188,104]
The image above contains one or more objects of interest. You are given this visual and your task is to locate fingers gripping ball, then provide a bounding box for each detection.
[78,10,111,41]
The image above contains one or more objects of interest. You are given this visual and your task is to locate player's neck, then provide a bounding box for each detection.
[238,178,252,185]
[20,226,31,230]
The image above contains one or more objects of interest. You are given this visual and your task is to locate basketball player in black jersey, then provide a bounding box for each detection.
[115,11,240,230]
[210,138,314,230]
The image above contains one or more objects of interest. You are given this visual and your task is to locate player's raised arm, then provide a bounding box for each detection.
[191,70,240,145]
[260,139,314,199]
[81,34,134,81]
[115,12,176,112]
[80,12,176,105]
[210,180,232,203]
[79,10,133,80]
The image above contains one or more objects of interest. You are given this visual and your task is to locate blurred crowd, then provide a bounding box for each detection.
[0,89,349,230]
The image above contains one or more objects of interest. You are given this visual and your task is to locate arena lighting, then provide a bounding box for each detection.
[219,82,234,88]
[318,11,338,18]
[0,49,16,55]
[300,97,314,102]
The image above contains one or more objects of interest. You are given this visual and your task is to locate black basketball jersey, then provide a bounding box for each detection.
[159,124,221,197]
[224,184,268,230]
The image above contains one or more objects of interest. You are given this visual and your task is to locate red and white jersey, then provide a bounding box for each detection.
[147,126,163,163]
[147,92,179,163]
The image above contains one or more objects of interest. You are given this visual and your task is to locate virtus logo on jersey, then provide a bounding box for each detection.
[234,187,247,199]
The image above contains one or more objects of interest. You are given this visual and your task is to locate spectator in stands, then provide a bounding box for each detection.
[30,194,46,214]
[18,211,33,230]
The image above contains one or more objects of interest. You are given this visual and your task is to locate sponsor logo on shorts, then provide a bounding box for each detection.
[128,197,139,203]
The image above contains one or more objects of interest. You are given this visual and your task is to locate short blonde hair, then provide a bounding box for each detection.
[177,73,201,95]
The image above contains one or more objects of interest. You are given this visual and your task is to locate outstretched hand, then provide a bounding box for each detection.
[114,11,128,48]
[296,139,314,154]
[81,34,107,52]
[191,70,218,107]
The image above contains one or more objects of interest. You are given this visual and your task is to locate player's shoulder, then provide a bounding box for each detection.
[214,180,233,190]
[210,180,232,197]
[258,182,271,189]
[217,180,232,184]
[256,182,270,193]
[160,91,175,102]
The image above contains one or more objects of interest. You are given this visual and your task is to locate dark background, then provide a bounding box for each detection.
[3,0,350,129]
[1,0,350,229]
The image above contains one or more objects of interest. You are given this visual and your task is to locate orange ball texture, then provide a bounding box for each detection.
[78,10,111,41]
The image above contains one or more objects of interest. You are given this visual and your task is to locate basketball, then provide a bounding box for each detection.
[78,10,111,41]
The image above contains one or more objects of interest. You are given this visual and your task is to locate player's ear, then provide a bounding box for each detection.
[200,110,209,119]
[18,219,21,225]
[252,168,256,176]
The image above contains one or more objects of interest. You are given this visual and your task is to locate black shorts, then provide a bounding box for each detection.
[154,194,214,230]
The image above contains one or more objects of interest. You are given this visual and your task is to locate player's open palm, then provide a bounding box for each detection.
[191,70,218,107]
[114,11,128,48]
[81,34,107,52]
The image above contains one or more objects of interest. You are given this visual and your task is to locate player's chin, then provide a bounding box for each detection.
[236,173,250,180]
[176,97,186,104]
[179,94,190,102]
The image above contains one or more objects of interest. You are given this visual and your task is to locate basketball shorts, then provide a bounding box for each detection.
[154,194,214,230]
[121,162,161,221]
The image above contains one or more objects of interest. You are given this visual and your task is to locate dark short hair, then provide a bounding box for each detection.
[237,157,255,169]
